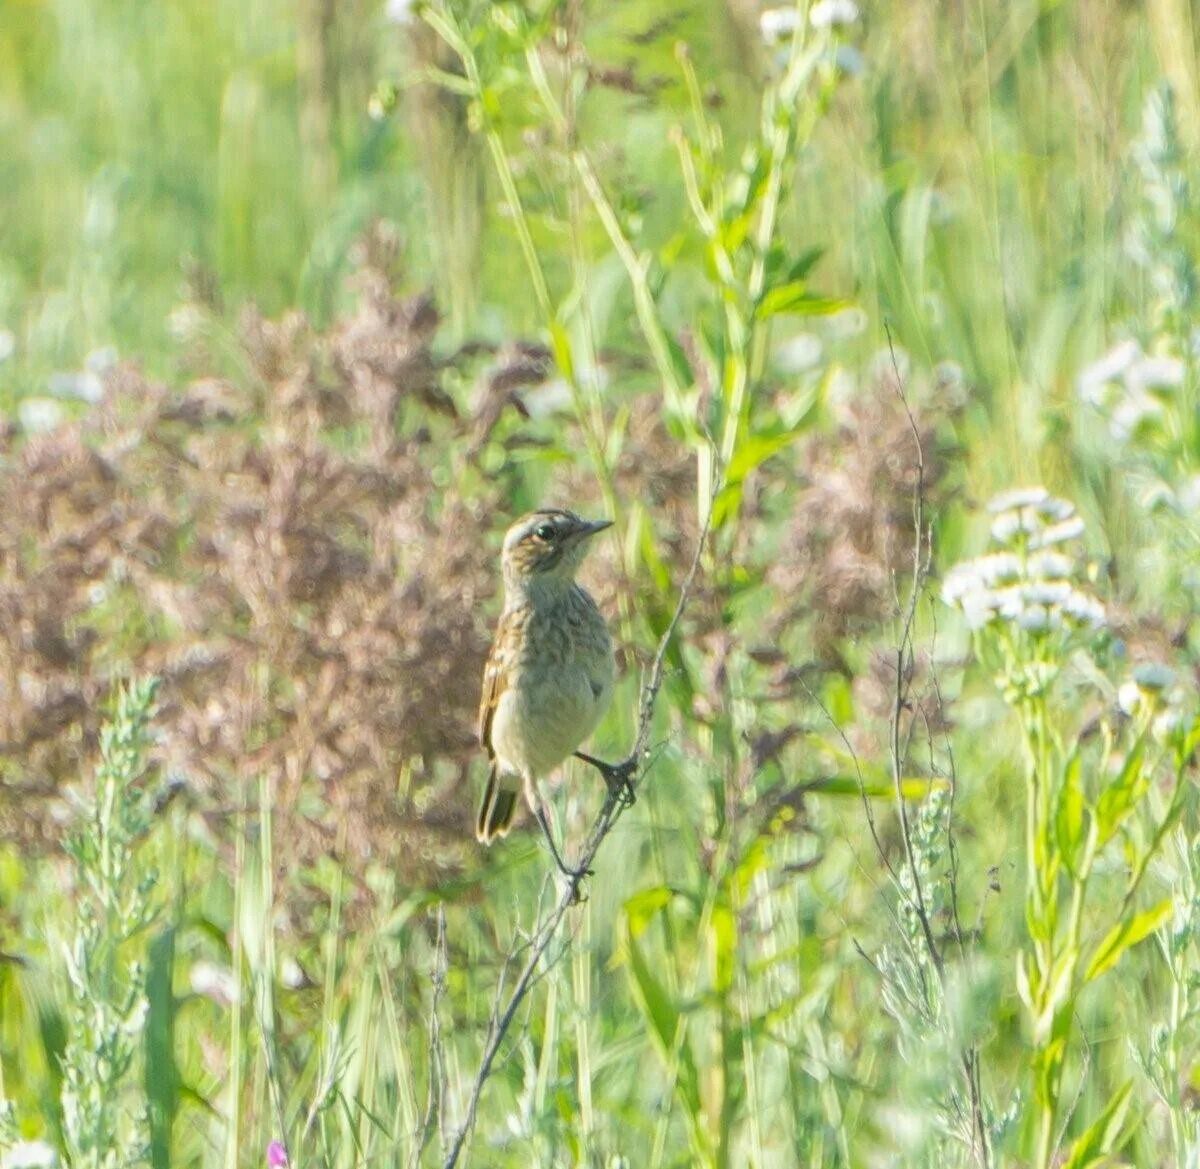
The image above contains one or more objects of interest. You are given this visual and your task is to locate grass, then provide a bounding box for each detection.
[0,1,1199,1167]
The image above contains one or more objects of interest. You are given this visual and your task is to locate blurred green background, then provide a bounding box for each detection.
[1,1,1199,1167]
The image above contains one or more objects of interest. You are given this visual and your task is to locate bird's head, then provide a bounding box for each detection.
[501,509,612,589]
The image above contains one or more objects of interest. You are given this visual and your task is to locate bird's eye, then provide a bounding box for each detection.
[534,523,556,542]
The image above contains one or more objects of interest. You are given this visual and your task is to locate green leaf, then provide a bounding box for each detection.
[724,427,808,484]
[1033,1036,1066,1108]
[1095,740,1148,844]
[1055,750,1086,876]
[1033,949,1078,1043]
[624,885,675,938]
[419,6,470,58]
[1059,1080,1133,1169]
[664,335,697,402]
[804,774,949,800]
[731,837,771,901]
[420,66,477,97]
[730,146,768,217]
[765,245,825,289]
[824,676,855,727]
[710,902,736,995]
[755,282,847,320]
[718,212,752,258]
[1084,899,1174,981]
[146,927,178,1169]
[1015,950,1036,1012]
[711,424,811,530]
[548,319,574,382]
[620,909,703,1124]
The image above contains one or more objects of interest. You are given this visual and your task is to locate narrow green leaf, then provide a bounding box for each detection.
[710,903,737,996]
[621,912,702,1121]
[1033,1036,1066,1108]
[766,245,825,288]
[1095,740,1148,843]
[1015,950,1035,1012]
[723,427,807,484]
[755,282,847,320]
[718,212,752,257]
[418,6,470,58]
[1059,1080,1133,1169]
[547,319,574,382]
[624,885,674,938]
[419,66,477,97]
[146,926,178,1169]
[805,774,949,800]
[1084,899,1174,981]
[1055,750,1086,876]
[664,335,697,406]
[1033,949,1078,1043]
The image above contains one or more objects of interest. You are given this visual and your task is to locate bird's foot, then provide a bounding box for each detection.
[534,805,592,889]
[574,751,638,808]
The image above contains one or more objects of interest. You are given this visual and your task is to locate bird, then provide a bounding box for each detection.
[476,508,628,871]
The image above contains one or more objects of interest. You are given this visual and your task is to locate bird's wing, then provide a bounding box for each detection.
[477,609,517,758]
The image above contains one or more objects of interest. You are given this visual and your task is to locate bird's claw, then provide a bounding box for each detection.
[575,751,639,808]
[604,758,638,808]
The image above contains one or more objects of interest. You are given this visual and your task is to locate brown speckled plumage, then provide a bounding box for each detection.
[476,510,614,842]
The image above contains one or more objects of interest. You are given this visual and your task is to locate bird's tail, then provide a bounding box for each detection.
[476,765,519,843]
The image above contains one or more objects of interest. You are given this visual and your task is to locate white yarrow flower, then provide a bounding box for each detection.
[385,0,416,23]
[1126,354,1184,392]
[1028,516,1086,549]
[1076,339,1140,401]
[84,345,118,373]
[774,332,823,373]
[974,552,1022,586]
[987,486,1049,513]
[1118,681,1144,716]
[1110,391,1164,441]
[1061,590,1105,629]
[810,0,860,27]
[17,397,64,434]
[1154,707,1186,741]
[990,509,1038,543]
[1,1143,58,1169]
[944,488,1104,637]
[1022,581,1073,607]
[760,7,801,42]
[1027,551,1073,579]
[1133,663,1175,691]
[48,370,104,404]
[942,562,982,606]
[960,589,998,630]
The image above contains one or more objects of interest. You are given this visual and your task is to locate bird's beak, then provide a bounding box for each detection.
[577,518,613,539]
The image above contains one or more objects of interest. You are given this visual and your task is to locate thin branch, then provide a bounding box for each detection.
[883,323,943,978]
[441,510,712,1169]
[881,324,991,1167]
[799,675,900,890]
[412,906,449,1169]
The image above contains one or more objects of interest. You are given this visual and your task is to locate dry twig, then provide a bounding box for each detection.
[441,509,711,1169]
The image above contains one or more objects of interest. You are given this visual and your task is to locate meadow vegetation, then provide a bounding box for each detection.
[1,1,1199,1166]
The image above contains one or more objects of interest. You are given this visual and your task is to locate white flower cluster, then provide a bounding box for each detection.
[760,0,859,45]
[810,0,860,28]
[942,489,1105,634]
[1077,337,1186,442]
[1118,663,1196,744]
[1,1143,58,1169]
